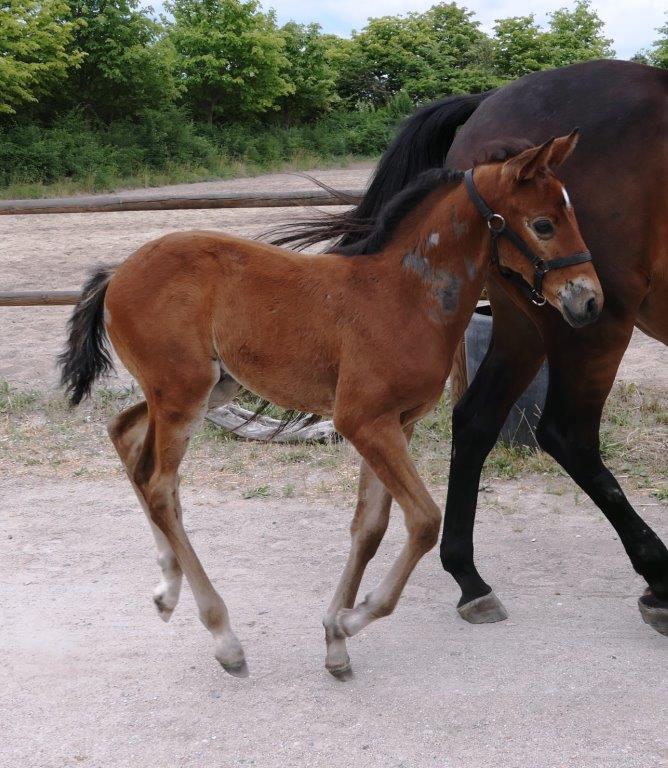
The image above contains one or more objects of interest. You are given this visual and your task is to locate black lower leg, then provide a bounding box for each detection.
[537,413,668,602]
[440,334,544,607]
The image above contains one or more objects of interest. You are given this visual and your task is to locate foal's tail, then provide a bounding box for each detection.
[58,265,117,405]
[268,91,491,251]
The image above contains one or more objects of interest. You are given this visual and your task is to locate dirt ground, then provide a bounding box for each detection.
[1,168,667,768]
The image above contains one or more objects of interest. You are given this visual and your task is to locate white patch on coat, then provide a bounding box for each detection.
[562,186,572,209]
[428,232,440,247]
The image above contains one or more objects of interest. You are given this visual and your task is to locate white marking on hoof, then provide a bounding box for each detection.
[457,591,508,624]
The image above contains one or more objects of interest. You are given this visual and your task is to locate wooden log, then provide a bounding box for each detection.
[449,337,469,404]
[0,188,363,216]
[0,290,81,306]
[206,403,337,444]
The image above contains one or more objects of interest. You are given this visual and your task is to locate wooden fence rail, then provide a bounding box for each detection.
[0,188,363,216]
[1,187,363,307]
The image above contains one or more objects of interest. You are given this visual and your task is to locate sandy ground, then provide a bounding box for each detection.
[1,168,667,768]
[2,475,667,768]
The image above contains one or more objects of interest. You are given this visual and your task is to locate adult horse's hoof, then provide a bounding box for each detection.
[638,591,668,636]
[457,591,508,624]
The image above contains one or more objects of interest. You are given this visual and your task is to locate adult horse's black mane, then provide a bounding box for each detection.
[270,59,668,638]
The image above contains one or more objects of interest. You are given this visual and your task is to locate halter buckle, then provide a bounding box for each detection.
[487,214,505,233]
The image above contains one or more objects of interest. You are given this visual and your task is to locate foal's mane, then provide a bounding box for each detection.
[267,137,533,255]
[268,168,463,255]
[335,168,464,256]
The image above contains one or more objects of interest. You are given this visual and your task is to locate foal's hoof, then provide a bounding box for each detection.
[153,594,175,622]
[221,659,250,678]
[457,591,508,624]
[327,662,354,682]
[638,591,668,637]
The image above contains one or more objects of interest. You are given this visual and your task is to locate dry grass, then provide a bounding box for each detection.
[1,378,665,502]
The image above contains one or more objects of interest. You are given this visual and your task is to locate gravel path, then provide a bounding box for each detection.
[2,476,666,768]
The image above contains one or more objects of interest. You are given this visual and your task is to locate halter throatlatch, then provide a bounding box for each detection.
[464,168,592,306]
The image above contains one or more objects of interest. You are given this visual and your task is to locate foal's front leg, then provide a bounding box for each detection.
[323,460,393,678]
[329,414,441,675]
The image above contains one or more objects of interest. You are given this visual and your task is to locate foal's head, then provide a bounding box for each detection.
[473,131,603,327]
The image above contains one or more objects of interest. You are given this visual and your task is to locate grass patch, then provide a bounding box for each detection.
[0,378,664,503]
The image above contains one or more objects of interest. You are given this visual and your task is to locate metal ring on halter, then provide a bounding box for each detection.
[531,292,547,306]
[487,213,506,233]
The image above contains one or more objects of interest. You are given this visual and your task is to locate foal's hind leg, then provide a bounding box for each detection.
[134,379,247,675]
[109,376,241,622]
[108,401,183,621]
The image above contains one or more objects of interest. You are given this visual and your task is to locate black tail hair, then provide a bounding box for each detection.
[268,91,491,251]
[58,265,116,405]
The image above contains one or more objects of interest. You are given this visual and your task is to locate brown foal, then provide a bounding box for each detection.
[60,133,602,678]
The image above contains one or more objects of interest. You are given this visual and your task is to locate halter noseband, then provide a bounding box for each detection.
[464,168,592,306]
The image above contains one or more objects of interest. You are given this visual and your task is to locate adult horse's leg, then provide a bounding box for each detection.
[440,290,545,621]
[324,426,413,678]
[536,324,668,636]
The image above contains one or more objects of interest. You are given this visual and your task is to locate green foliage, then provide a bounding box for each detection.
[278,21,338,121]
[61,0,178,121]
[0,0,82,114]
[336,3,499,107]
[544,0,614,67]
[648,16,668,68]
[0,0,625,192]
[166,0,292,123]
[0,103,403,193]
[493,15,551,78]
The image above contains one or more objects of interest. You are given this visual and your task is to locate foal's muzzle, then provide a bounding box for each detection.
[559,282,601,327]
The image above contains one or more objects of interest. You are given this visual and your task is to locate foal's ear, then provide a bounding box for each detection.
[546,128,579,168]
[502,137,556,182]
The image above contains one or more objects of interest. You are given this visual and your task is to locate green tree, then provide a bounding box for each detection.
[544,0,614,67]
[278,22,338,121]
[648,16,668,68]
[336,3,496,107]
[0,0,82,115]
[63,0,178,122]
[493,15,551,78]
[167,0,292,124]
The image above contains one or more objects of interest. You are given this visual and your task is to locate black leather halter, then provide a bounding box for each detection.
[464,168,592,306]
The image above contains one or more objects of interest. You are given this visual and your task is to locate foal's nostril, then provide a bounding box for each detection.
[585,296,597,317]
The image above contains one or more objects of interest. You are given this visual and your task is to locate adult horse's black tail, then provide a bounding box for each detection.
[270,92,490,251]
[58,266,116,405]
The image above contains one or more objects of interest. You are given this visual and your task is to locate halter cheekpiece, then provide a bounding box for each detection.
[464,168,592,306]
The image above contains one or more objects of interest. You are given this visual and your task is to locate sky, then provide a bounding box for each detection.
[152,0,665,60]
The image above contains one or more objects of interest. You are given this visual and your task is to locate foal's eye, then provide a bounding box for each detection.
[531,218,554,238]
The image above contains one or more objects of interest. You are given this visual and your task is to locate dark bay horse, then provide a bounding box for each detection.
[60,136,601,677]
[276,59,668,636]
